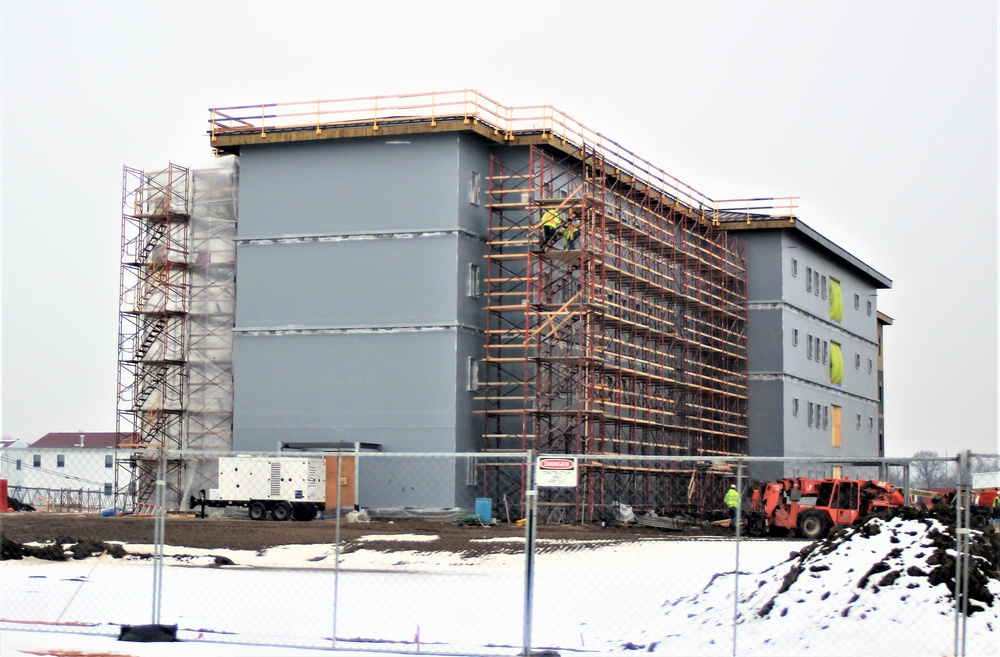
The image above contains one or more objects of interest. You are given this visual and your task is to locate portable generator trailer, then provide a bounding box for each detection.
[189,456,326,521]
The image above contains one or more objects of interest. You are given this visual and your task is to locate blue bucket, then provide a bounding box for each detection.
[475,498,492,524]
[101,509,115,517]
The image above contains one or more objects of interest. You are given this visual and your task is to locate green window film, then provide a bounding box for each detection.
[830,341,843,384]
[829,278,843,322]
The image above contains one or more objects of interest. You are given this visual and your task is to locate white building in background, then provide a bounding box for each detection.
[973,471,1000,489]
[0,438,28,487]
[1,433,121,511]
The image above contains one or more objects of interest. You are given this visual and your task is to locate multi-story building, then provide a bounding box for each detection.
[727,220,891,481]
[118,91,889,516]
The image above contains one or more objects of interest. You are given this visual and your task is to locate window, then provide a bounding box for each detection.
[855,354,861,369]
[830,341,843,384]
[466,457,479,486]
[814,271,820,296]
[832,465,843,478]
[468,263,481,297]
[821,275,827,300]
[867,300,872,316]
[806,267,813,293]
[105,454,114,468]
[857,414,862,429]
[808,402,814,427]
[822,340,828,364]
[854,293,860,310]
[15,459,21,471]
[33,454,41,468]
[467,357,480,391]
[57,454,65,468]
[829,278,842,322]
[807,335,814,360]
[468,171,482,205]
[823,405,829,429]
[793,398,799,416]
[793,328,799,347]
[104,483,113,496]
[869,417,874,432]
[867,358,873,374]
[791,258,798,276]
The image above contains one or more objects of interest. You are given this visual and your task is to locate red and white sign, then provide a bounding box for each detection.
[536,456,579,488]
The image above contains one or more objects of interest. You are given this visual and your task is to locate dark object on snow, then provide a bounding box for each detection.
[7,496,36,512]
[118,623,178,642]
[2,536,24,560]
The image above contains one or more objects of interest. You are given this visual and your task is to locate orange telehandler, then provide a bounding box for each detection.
[744,477,905,540]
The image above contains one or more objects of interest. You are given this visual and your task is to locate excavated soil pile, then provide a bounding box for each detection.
[765,505,1000,615]
[614,506,1000,655]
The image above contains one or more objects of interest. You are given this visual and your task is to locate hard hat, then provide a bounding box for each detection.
[730,484,736,489]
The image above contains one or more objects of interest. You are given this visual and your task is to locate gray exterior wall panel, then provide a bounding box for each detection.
[233,331,457,452]
[237,237,459,328]
[747,308,783,373]
[239,135,465,238]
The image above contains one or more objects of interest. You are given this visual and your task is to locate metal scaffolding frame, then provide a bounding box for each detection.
[116,164,191,510]
[482,145,749,521]
[115,158,239,511]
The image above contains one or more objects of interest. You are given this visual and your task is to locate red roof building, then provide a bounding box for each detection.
[30,433,123,449]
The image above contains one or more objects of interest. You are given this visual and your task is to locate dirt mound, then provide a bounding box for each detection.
[1,535,129,562]
[612,507,999,655]
[766,506,1000,615]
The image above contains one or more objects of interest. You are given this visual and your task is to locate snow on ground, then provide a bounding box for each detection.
[607,515,999,656]
[2,516,998,657]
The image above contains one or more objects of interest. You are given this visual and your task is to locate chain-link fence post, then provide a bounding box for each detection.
[151,448,167,625]
[732,459,746,657]
[522,449,537,657]
[332,453,343,650]
[954,450,971,656]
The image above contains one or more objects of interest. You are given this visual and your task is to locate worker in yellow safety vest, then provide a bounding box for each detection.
[540,208,562,247]
[724,484,740,530]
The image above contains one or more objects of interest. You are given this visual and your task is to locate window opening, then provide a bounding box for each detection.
[468,263,481,297]
[468,171,482,205]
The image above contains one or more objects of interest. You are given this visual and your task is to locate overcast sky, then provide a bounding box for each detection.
[1,1,996,457]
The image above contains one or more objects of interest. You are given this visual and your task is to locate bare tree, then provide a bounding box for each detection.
[971,455,999,474]
[910,450,954,489]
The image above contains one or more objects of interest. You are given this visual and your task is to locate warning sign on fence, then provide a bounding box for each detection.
[536,456,578,488]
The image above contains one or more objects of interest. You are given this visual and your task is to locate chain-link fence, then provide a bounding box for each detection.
[2,449,998,656]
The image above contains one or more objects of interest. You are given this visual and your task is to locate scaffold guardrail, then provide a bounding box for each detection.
[208,89,797,220]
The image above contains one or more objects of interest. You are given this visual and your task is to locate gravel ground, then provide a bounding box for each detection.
[0,511,734,557]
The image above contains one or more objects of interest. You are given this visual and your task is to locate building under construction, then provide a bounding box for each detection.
[117,90,798,518]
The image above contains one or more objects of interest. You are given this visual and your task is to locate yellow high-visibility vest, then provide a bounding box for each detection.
[542,209,562,229]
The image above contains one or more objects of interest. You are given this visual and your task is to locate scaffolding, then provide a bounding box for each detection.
[115,158,238,511]
[204,90,794,520]
[481,145,749,521]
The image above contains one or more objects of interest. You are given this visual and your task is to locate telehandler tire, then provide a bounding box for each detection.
[797,509,831,540]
